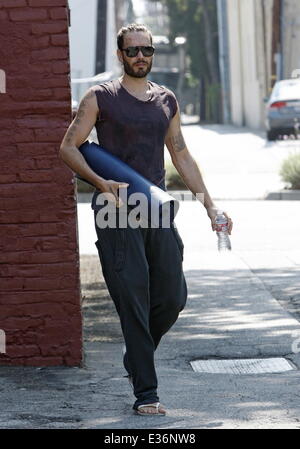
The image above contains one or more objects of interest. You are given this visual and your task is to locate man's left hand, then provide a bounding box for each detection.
[206,207,233,235]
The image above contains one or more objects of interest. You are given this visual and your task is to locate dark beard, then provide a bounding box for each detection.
[123,59,152,78]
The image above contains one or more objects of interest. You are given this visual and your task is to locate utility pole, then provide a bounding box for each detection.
[217,0,231,124]
[95,0,107,75]
[280,0,284,80]
[271,0,282,86]
[261,0,269,94]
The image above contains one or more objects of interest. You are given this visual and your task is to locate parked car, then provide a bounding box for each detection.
[265,78,300,141]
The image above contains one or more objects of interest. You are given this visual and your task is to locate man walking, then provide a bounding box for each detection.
[60,24,233,416]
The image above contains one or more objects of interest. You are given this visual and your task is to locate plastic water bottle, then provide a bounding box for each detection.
[215,210,231,251]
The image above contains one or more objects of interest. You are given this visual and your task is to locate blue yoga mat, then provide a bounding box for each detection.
[77,141,179,226]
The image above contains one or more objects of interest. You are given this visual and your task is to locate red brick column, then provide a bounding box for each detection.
[0,0,82,366]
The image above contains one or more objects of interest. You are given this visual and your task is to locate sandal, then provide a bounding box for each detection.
[135,402,166,416]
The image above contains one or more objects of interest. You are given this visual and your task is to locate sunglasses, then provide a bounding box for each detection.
[121,46,155,58]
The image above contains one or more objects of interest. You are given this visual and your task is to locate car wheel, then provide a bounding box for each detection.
[267,130,277,141]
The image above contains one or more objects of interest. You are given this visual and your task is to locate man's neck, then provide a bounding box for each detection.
[119,74,149,93]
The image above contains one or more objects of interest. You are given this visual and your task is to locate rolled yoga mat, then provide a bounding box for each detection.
[77,140,180,227]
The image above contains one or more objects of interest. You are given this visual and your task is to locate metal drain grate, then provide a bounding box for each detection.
[190,357,295,374]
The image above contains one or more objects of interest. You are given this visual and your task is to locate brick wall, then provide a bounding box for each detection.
[0,0,83,366]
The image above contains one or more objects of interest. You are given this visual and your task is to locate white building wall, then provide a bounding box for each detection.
[227,0,244,126]
[106,0,118,73]
[68,0,98,102]
[264,0,274,93]
[240,0,261,128]
[227,0,266,129]
[226,0,300,129]
[282,0,300,79]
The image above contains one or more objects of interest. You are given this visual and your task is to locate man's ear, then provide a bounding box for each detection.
[117,49,123,64]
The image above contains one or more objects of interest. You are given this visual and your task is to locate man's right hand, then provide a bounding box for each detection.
[96,179,129,207]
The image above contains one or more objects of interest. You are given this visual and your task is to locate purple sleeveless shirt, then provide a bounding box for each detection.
[91,79,177,209]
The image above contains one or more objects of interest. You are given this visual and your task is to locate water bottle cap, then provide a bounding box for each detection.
[217,209,223,215]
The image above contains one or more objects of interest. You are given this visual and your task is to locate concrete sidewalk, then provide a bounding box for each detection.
[179,123,300,200]
[1,200,300,429]
[80,252,300,429]
[1,124,300,429]
[82,201,300,429]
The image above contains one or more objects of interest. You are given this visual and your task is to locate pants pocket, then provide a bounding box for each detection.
[171,223,184,261]
[95,228,126,272]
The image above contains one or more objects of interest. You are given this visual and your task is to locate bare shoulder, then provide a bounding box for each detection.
[80,86,98,102]
[90,84,102,94]
[77,86,99,115]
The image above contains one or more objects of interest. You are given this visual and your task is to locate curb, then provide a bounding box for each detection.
[77,193,93,203]
[76,191,202,204]
[264,190,300,200]
[76,190,300,203]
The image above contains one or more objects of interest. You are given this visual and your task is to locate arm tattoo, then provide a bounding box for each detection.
[65,89,95,144]
[170,131,186,153]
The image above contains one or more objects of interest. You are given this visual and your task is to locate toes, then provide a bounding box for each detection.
[136,404,166,415]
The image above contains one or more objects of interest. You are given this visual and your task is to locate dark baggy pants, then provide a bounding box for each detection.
[94,207,187,409]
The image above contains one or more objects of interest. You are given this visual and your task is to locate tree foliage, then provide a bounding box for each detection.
[150,0,221,121]
[163,0,219,82]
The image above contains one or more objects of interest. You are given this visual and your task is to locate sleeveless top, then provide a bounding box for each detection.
[91,78,177,209]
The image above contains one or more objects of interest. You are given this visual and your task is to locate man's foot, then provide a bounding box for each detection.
[135,402,166,416]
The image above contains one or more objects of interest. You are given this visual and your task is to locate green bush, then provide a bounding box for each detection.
[280,153,300,189]
[165,160,188,190]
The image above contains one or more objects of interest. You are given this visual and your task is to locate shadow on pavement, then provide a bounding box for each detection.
[1,255,300,428]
